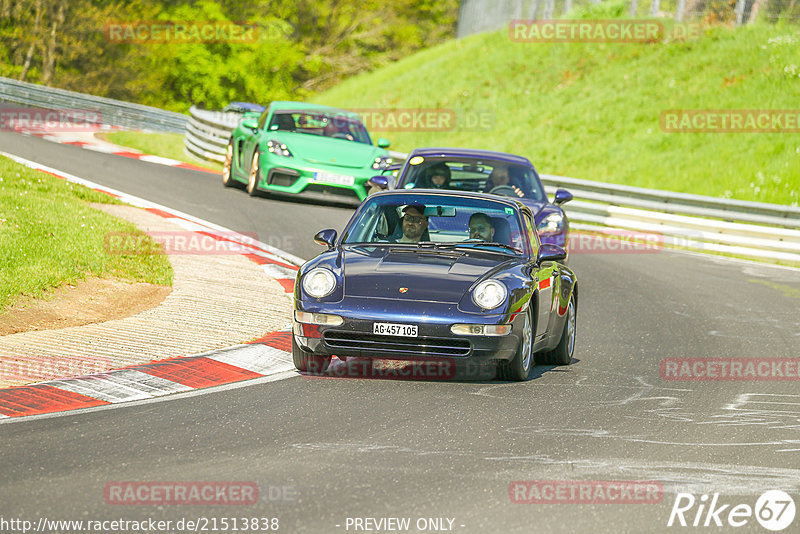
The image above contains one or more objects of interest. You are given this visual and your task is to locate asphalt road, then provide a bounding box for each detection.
[1,131,800,533]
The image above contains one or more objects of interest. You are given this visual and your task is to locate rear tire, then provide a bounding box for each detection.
[222,141,235,187]
[540,294,576,366]
[497,306,533,381]
[247,149,262,197]
[292,335,331,374]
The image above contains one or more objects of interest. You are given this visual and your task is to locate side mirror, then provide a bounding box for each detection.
[241,118,259,131]
[377,137,391,148]
[553,188,573,206]
[314,229,337,249]
[538,243,567,263]
[367,175,389,190]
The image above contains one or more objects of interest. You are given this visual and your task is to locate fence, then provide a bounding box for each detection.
[0,76,187,133]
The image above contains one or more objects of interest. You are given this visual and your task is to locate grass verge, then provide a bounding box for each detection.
[0,156,173,311]
[100,131,222,172]
[312,1,800,206]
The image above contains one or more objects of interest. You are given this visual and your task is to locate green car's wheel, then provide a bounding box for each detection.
[541,294,576,366]
[292,335,331,375]
[222,141,235,188]
[497,306,533,381]
[247,149,262,197]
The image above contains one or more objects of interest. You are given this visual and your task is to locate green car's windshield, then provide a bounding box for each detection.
[342,194,528,255]
[267,110,372,145]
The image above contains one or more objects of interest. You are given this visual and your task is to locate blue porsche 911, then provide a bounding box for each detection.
[292,189,578,381]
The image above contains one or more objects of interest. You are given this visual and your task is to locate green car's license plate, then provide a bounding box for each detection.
[313,171,355,186]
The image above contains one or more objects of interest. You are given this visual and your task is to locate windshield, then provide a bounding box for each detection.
[267,110,373,145]
[342,194,527,255]
[398,157,547,202]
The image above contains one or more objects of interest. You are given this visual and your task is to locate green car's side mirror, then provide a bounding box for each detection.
[241,118,259,131]
[377,137,391,148]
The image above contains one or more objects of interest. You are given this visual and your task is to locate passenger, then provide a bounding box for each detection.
[468,213,495,242]
[396,204,428,243]
[484,164,525,198]
[419,162,451,189]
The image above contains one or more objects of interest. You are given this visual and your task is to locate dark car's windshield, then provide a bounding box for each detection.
[267,110,372,145]
[341,194,528,255]
[397,156,547,202]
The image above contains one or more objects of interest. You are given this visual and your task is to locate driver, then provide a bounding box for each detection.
[418,162,451,189]
[395,204,428,243]
[484,164,525,198]
[468,213,495,242]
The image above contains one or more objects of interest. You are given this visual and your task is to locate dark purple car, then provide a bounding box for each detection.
[369,147,572,251]
[292,189,578,382]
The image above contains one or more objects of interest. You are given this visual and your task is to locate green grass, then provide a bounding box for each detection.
[101,131,222,172]
[311,3,800,206]
[0,156,173,310]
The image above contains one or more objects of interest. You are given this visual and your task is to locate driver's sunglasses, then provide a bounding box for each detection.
[404,215,427,224]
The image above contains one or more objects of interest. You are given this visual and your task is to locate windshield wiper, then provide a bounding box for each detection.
[467,242,523,253]
[416,241,460,249]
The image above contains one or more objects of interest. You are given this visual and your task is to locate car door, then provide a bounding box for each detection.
[241,109,269,173]
[524,212,553,341]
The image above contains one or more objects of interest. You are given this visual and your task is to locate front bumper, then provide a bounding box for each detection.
[293,303,525,363]
[257,157,373,202]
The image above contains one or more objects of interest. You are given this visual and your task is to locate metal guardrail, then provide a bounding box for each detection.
[187,106,799,264]
[0,76,188,132]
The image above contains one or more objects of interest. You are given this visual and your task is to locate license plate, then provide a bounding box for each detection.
[373,322,418,337]
[313,171,354,186]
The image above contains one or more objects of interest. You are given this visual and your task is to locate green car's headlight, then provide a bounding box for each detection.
[267,139,292,157]
[472,280,507,310]
[371,156,393,170]
[302,268,336,298]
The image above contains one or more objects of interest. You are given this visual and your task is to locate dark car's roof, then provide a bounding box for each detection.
[407,147,533,167]
[368,188,528,211]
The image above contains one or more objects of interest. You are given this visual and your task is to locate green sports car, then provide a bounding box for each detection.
[222,101,393,204]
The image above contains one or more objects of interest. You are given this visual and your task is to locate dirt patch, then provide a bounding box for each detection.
[0,278,171,336]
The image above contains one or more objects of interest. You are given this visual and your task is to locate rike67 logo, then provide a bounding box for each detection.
[668,491,796,531]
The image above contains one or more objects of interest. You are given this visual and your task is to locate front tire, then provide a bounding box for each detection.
[292,335,331,374]
[541,294,576,366]
[222,141,235,187]
[247,149,262,197]
[497,306,533,381]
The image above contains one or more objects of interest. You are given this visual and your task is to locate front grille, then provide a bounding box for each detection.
[268,169,299,187]
[323,331,471,357]
[304,184,360,199]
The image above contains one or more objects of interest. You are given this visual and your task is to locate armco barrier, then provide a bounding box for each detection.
[0,76,187,132]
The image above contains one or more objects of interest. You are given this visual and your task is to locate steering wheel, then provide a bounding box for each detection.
[488,185,521,197]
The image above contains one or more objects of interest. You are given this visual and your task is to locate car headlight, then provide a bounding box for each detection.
[537,212,564,236]
[371,156,393,170]
[472,280,507,310]
[266,139,292,157]
[302,268,336,298]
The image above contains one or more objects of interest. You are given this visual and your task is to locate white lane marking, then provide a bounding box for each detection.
[261,264,298,279]
[82,144,125,154]
[206,344,294,375]
[0,151,306,266]
[46,372,189,403]
[138,154,183,165]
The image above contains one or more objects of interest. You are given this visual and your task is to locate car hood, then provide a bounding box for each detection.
[274,133,382,169]
[342,247,508,303]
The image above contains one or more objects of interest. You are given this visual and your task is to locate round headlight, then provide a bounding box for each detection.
[472,280,507,310]
[302,268,336,298]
